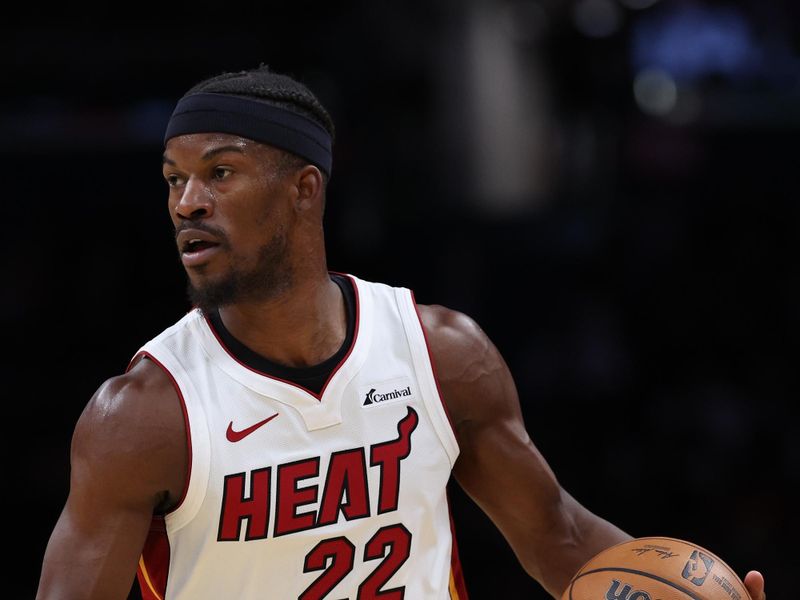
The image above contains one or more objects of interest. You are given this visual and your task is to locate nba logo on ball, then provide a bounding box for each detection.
[682,550,715,585]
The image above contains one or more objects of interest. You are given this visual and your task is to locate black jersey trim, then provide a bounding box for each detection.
[205,273,358,399]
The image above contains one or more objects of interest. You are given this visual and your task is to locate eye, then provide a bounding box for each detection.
[213,166,232,180]
[165,173,185,188]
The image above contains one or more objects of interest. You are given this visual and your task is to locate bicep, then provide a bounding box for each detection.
[423,306,565,537]
[437,317,628,595]
[420,306,583,589]
[450,353,572,570]
[37,374,178,600]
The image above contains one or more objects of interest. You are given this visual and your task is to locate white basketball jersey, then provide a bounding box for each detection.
[132,275,469,600]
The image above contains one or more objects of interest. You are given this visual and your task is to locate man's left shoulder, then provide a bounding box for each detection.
[414,303,520,439]
[415,304,490,364]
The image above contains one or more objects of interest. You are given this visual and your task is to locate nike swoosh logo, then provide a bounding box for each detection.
[226,413,279,443]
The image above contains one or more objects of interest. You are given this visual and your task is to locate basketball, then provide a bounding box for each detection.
[562,537,751,600]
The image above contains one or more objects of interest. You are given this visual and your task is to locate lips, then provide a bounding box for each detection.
[176,228,222,267]
[184,239,216,252]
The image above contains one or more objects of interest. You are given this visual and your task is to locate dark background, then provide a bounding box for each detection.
[5,0,798,597]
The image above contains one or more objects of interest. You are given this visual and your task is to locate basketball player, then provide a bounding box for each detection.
[35,66,766,600]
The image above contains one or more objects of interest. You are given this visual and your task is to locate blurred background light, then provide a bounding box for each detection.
[633,67,678,116]
[463,0,554,215]
[631,3,758,82]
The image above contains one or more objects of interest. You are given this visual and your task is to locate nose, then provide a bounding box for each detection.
[174,176,214,220]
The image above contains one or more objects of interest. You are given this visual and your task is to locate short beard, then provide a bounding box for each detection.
[187,229,292,315]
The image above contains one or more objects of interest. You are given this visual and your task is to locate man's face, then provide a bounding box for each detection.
[162,133,294,312]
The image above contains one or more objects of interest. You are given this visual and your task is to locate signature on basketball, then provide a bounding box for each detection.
[631,547,678,559]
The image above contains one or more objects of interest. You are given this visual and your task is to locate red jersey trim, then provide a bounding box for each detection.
[127,350,193,516]
[202,272,361,401]
[136,516,171,599]
[447,491,470,599]
[410,291,462,448]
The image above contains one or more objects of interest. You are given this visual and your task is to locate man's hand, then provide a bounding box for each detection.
[744,570,765,600]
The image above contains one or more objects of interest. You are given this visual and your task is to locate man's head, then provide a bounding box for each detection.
[162,65,335,313]
[167,65,335,182]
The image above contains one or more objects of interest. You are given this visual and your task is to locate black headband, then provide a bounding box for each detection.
[163,92,333,177]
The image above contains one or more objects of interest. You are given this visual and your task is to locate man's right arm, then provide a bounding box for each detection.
[36,358,188,600]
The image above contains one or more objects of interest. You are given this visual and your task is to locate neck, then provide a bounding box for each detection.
[216,268,346,368]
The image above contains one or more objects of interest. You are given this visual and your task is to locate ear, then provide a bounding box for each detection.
[294,165,324,212]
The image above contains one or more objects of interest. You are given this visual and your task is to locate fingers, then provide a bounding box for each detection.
[743,570,765,600]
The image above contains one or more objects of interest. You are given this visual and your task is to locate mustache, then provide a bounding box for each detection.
[174,221,230,245]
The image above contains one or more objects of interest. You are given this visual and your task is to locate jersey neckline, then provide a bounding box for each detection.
[190,273,372,430]
[204,273,356,396]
